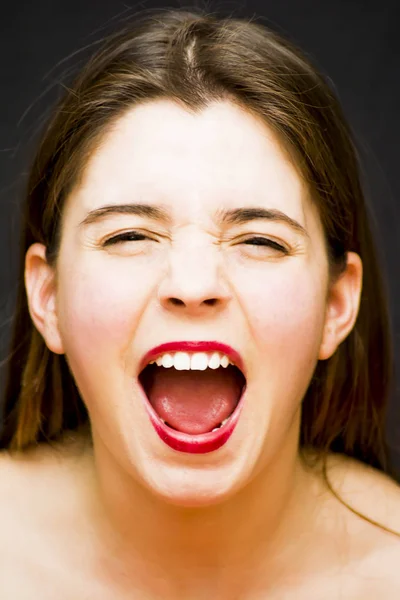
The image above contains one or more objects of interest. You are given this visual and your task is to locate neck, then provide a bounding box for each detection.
[79,431,322,598]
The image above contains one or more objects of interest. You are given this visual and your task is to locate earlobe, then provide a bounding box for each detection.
[318,252,363,360]
[24,243,65,355]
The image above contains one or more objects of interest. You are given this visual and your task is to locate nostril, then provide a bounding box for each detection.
[167,298,218,307]
[170,298,185,306]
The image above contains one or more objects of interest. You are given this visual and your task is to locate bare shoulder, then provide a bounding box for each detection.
[0,430,92,479]
[0,432,93,531]
[324,453,400,594]
[291,452,400,598]
[325,452,400,537]
[0,437,105,597]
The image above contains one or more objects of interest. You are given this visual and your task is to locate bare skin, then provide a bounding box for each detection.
[7,99,400,598]
[1,433,400,599]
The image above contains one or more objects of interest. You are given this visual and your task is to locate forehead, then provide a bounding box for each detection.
[66,99,312,226]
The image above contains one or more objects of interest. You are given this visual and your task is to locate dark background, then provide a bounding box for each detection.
[0,1,399,469]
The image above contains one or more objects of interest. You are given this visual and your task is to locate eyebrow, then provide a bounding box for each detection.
[79,203,308,237]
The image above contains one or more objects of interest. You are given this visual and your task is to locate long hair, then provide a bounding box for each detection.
[0,8,398,536]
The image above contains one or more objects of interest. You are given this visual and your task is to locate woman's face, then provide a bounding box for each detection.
[44,100,336,505]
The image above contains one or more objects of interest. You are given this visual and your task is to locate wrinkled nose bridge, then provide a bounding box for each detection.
[157,234,230,308]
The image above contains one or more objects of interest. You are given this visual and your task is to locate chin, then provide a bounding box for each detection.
[143,467,245,509]
[124,443,251,508]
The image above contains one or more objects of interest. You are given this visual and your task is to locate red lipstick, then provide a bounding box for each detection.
[137,341,247,454]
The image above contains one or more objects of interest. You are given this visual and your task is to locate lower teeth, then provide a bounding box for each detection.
[160,417,229,432]
[212,417,229,432]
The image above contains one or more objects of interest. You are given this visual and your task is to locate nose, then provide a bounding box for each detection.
[157,241,232,316]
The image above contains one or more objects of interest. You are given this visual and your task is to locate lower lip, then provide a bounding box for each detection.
[137,381,246,454]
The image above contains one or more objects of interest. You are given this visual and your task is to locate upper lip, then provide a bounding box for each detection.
[138,341,246,376]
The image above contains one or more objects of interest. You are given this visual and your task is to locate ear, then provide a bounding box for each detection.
[318,252,363,360]
[24,243,65,355]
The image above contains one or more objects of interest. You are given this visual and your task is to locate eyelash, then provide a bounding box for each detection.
[103,231,288,254]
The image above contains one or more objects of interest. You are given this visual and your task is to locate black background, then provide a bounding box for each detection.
[0,0,399,469]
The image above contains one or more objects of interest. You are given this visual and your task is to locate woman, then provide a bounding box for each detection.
[0,7,399,597]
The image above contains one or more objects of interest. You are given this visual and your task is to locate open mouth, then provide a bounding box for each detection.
[138,361,247,453]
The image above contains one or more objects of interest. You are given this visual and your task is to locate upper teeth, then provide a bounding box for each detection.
[149,352,233,371]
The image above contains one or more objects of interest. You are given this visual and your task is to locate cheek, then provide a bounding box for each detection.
[236,262,327,362]
[56,259,153,362]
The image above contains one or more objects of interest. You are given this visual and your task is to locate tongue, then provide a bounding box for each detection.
[146,366,243,434]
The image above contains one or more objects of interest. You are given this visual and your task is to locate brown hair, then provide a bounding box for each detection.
[1,7,398,536]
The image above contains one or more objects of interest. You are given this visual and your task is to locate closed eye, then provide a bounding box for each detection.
[102,231,153,246]
[102,232,288,254]
[242,237,288,254]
